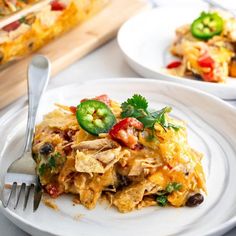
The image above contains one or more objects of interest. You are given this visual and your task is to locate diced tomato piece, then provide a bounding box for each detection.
[50,0,66,11]
[166,61,182,69]
[109,117,143,149]
[198,55,215,69]
[94,94,111,106]
[69,106,77,114]
[2,20,20,32]
[45,184,61,198]
[167,164,173,170]
[81,94,111,106]
[202,71,215,82]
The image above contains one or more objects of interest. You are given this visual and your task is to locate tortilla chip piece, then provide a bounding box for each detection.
[43,109,78,130]
[75,151,104,173]
[137,196,157,209]
[113,182,147,213]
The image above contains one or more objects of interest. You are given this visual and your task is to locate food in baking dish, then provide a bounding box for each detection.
[0,0,108,65]
[32,94,206,212]
[167,10,236,83]
[0,0,39,16]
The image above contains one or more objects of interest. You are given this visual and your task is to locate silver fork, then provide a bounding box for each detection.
[0,55,51,211]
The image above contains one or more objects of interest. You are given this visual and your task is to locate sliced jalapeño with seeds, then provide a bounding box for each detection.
[76,100,116,135]
[191,12,223,40]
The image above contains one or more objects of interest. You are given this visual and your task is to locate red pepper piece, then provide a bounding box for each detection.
[202,71,215,82]
[166,61,182,69]
[45,183,61,198]
[81,94,111,106]
[94,94,111,106]
[109,117,143,149]
[198,55,215,69]
[167,164,173,170]
[69,106,77,114]
[51,0,66,11]
[2,20,20,32]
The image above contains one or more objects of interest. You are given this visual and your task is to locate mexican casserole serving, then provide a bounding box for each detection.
[32,94,206,213]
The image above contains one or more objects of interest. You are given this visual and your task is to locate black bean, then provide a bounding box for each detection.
[116,174,131,190]
[186,193,204,207]
[39,143,54,155]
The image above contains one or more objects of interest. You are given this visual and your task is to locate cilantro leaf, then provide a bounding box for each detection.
[121,94,148,118]
[152,107,172,128]
[38,163,46,176]
[138,106,172,129]
[138,115,156,128]
[166,182,182,193]
[167,123,181,131]
[48,152,61,169]
[121,95,181,132]
[48,157,56,168]
[52,152,61,160]
[155,183,182,207]
[151,106,172,118]
[125,94,148,110]
[19,17,25,23]
[156,195,168,206]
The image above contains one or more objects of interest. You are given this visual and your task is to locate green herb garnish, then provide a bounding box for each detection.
[121,94,148,119]
[156,195,168,207]
[19,17,25,23]
[166,182,182,193]
[121,94,181,131]
[38,152,63,176]
[38,163,46,176]
[167,123,181,131]
[53,152,61,158]
[140,107,172,129]
[156,182,182,206]
[48,156,56,168]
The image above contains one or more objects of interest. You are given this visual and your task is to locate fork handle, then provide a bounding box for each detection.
[23,55,51,153]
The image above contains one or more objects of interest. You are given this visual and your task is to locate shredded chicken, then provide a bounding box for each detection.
[72,138,119,150]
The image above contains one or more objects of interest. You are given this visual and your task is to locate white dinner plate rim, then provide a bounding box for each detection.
[1,77,236,236]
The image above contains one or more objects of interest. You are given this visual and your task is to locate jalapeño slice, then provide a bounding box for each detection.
[191,12,223,40]
[76,100,116,135]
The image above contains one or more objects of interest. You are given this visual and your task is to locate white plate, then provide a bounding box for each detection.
[1,78,236,236]
[117,7,236,99]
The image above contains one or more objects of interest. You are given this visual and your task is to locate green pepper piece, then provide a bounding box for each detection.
[76,100,116,135]
[191,12,224,40]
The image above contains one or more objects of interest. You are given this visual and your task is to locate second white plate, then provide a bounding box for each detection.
[117,7,236,99]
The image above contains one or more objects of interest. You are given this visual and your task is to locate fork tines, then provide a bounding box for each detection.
[1,174,42,211]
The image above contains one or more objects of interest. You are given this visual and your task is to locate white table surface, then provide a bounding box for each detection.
[0,38,236,236]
